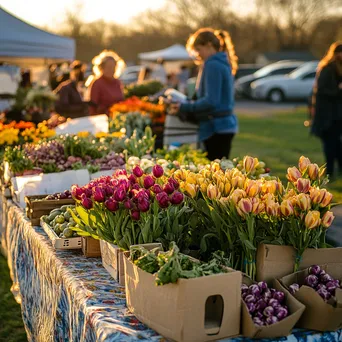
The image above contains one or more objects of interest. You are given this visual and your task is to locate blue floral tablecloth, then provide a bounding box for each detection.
[3,201,342,342]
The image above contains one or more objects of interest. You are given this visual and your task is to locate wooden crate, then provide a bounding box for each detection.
[82,237,101,258]
[25,195,75,226]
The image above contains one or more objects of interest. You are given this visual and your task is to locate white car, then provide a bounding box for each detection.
[250,61,319,103]
[119,66,143,85]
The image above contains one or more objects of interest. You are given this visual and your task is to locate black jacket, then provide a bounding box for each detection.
[311,62,342,137]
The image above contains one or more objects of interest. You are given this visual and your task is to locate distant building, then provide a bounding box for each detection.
[256,51,316,65]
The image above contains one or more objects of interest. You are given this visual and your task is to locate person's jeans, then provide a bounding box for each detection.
[321,121,342,177]
[204,133,235,161]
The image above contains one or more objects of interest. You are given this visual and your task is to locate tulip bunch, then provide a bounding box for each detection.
[71,166,192,251]
[172,156,335,279]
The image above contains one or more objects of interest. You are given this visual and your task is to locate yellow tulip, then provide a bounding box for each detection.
[298,156,311,172]
[309,187,322,204]
[237,198,253,216]
[307,163,319,180]
[210,162,221,172]
[173,169,188,182]
[296,178,311,194]
[217,181,225,194]
[185,183,197,198]
[230,189,246,205]
[243,156,256,173]
[321,211,335,228]
[266,200,279,217]
[245,180,261,197]
[305,210,321,229]
[297,193,311,211]
[231,175,245,189]
[224,182,231,196]
[200,182,208,194]
[287,166,301,183]
[251,197,264,215]
[280,200,294,217]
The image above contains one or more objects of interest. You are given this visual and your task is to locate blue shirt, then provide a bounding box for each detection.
[179,52,238,141]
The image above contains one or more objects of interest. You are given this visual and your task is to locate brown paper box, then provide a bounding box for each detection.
[256,244,342,283]
[241,276,305,338]
[124,252,242,342]
[280,264,342,331]
[82,237,101,258]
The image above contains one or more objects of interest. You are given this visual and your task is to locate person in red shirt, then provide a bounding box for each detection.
[88,50,125,115]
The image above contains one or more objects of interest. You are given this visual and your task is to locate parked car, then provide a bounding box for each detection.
[235,64,263,80]
[119,66,143,85]
[234,61,304,98]
[250,61,319,103]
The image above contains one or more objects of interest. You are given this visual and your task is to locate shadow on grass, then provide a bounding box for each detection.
[0,255,27,342]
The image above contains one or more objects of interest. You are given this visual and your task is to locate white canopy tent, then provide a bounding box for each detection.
[0,6,75,67]
[138,44,191,62]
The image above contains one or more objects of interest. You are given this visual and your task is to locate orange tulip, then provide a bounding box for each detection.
[243,156,255,173]
[207,184,221,199]
[320,190,333,208]
[245,180,261,197]
[298,156,311,172]
[230,189,246,205]
[307,163,319,180]
[304,210,321,229]
[287,167,301,183]
[297,193,311,211]
[321,211,335,228]
[296,178,311,193]
[280,200,294,217]
[237,198,253,216]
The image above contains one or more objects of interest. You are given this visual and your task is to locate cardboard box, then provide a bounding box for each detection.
[25,195,75,226]
[241,276,305,338]
[82,237,101,258]
[256,244,342,283]
[280,264,342,331]
[124,252,242,342]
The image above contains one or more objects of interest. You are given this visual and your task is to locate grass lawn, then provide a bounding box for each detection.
[0,254,27,342]
[233,108,342,202]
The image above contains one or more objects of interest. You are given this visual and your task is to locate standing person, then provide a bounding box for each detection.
[311,42,342,178]
[178,65,190,94]
[88,50,125,115]
[169,28,238,160]
[54,61,89,119]
[151,58,167,85]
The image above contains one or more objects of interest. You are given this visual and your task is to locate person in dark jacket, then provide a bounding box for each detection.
[54,61,89,119]
[169,28,238,160]
[311,42,342,177]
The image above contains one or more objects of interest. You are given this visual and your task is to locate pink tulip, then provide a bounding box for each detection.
[156,192,170,208]
[163,183,175,195]
[170,191,184,205]
[168,177,180,190]
[152,164,164,178]
[105,198,119,212]
[143,175,155,189]
[138,198,150,212]
[133,165,144,177]
[92,187,106,202]
[113,187,126,202]
[152,184,163,194]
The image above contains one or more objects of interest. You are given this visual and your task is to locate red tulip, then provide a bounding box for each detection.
[170,191,184,205]
[133,165,144,177]
[163,183,175,195]
[152,184,163,194]
[71,185,84,200]
[152,164,164,178]
[168,177,180,190]
[156,192,170,208]
[105,198,119,212]
[113,187,126,202]
[81,194,93,209]
[131,210,140,220]
[138,198,150,212]
[92,187,106,202]
[143,175,155,189]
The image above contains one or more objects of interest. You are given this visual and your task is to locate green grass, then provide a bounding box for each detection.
[232,108,342,202]
[0,254,27,342]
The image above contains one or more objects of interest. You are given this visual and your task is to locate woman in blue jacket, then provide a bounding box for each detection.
[169,28,238,160]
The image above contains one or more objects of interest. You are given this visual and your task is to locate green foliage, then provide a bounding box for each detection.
[124,80,164,98]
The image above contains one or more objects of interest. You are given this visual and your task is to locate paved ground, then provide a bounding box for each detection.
[235,99,306,116]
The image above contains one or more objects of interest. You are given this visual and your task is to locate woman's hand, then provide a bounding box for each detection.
[168,103,181,116]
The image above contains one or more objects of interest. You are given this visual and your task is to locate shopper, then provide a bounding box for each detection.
[168,28,238,160]
[311,42,342,178]
[54,61,89,119]
[88,50,125,115]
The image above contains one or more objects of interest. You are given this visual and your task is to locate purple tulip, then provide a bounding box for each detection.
[104,185,114,196]
[275,306,288,320]
[242,292,248,300]
[316,283,326,291]
[138,198,150,212]
[163,183,175,195]
[131,183,140,191]
[133,165,144,177]
[255,311,264,320]
[128,174,137,184]
[320,273,332,284]
[268,298,280,308]
[124,199,133,209]
[263,306,274,317]
[81,195,93,209]
[253,317,264,326]
[93,187,106,202]
[156,192,170,209]
[84,187,93,198]
[105,199,119,212]
[152,164,164,178]
[246,302,256,314]
[152,184,163,194]
[170,191,184,205]
[289,283,300,295]
[168,177,180,190]
[143,175,155,189]
[71,185,84,200]
[131,210,140,221]
[255,298,267,311]
[258,281,268,292]
[305,275,318,288]
[308,265,321,276]
[263,289,272,301]
[273,291,285,303]
[317,288,331,301]
[265,316,278,325]
[244,294,256,303]
[114,187,126,202]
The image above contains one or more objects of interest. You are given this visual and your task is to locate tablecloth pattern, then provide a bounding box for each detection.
[3,200,342,342]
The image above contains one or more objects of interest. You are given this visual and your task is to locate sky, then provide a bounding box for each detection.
[0,0,166,28]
